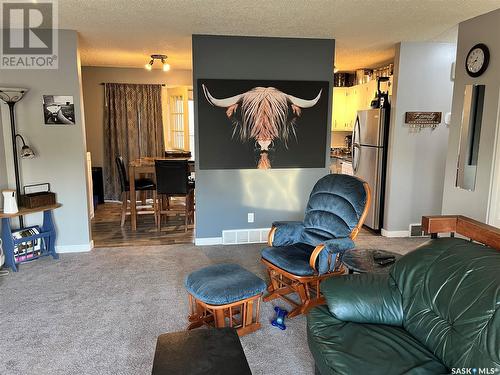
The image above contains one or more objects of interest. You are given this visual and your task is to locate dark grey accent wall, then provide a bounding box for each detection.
[193,35,334,239]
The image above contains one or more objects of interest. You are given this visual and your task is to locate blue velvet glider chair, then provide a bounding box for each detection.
[261,174,371,318]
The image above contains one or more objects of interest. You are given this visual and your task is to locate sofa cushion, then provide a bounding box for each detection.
[307,305,448,375]
[261,243,316,276]
[185,263,266,305]
[321,273,403,326]
[391,238,500,370]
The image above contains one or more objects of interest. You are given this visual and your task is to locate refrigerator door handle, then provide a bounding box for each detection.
[351,115,359,158]
[352,115,360,174]
[353,143,361,173]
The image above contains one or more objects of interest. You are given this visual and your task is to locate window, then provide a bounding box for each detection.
[170,95,185,149]
[188,99,195,159]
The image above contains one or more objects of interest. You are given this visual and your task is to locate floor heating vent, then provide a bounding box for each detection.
[409,223,425,237]
[222,228,271,245]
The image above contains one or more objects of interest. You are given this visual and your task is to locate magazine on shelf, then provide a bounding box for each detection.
[12,227,43,261]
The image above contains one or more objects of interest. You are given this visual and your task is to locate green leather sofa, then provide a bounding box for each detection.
[307,237,500,374]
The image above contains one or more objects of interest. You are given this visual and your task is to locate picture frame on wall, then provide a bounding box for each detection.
[198,79,329,170]
[42,95,75,125]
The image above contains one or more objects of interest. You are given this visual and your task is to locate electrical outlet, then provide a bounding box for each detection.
[247,213,254,223]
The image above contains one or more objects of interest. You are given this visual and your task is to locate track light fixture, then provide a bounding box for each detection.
[145,54,170,72]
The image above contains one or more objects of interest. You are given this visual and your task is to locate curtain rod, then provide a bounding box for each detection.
[100,82,166,87]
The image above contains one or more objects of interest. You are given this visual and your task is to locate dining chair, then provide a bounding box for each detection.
[115,156,157,227]
[154,159,195,232]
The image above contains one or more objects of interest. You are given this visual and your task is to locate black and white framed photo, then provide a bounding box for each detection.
[42,95,75,125]
[198,79,329,170]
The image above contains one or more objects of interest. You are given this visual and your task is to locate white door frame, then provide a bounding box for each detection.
[486,87,500,227]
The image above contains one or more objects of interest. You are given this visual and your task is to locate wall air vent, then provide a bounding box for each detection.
[222,228,271,245]
[409,223,425,237]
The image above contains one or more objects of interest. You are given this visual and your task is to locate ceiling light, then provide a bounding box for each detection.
[161,58,170,72]
[145,54,170,72]
[145,59,153,70]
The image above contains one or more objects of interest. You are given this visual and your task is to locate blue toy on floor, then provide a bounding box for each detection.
[271,306,288,330]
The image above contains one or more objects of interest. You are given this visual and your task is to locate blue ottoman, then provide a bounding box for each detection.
[185,263,267,336]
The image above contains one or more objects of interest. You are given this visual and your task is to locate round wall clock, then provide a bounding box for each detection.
[465,43,490,77]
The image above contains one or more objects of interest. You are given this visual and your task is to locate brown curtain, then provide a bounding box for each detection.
[103,83,164,200]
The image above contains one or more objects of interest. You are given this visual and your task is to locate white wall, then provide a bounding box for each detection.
[81,66,192,168]
[442,9,500,222]
[383,42,456,235]
[0,30,91,252]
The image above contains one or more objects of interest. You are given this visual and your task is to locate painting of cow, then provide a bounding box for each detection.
[197,79,329,170]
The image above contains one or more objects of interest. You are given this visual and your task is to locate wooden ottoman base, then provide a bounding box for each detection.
[187,293,263,336]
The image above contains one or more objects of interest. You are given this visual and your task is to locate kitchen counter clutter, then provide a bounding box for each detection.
[331,148,353,162]
[331,154,353,163]
[330,148,353,175]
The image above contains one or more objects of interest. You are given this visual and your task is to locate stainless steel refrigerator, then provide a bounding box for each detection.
[351,108,390,231]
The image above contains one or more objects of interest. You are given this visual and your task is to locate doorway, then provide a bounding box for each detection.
[487,87,500,227]
[87,84,196,248]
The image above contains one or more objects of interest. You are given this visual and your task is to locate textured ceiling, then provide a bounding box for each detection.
[59,0,500,72]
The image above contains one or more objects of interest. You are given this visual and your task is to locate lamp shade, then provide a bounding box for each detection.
[0,87,28,103]
[20,145,35,159]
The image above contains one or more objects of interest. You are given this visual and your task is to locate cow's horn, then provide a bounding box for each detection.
[202,84,243,108]
[287,90,322,108]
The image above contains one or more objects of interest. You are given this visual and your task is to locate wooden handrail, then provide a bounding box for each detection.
[422,215,500,250]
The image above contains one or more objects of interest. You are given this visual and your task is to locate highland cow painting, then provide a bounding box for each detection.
[198,79,329,170]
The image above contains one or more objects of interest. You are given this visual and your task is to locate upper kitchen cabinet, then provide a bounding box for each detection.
[332,76,393,132]
[332,87,347,131]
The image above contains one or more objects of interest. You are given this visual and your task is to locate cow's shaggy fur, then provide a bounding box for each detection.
[233,87,298,147]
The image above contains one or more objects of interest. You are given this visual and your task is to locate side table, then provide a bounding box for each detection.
[151,328,252,375]
[342,249,401,274]
[0,203,61,272]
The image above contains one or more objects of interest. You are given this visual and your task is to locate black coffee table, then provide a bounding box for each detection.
[151,328,252,375]
[342,249,401,274]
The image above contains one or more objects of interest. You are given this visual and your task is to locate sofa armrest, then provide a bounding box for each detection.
[269,221,305,246]
[320,273,403,326]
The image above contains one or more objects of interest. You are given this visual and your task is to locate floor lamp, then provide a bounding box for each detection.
[0,87,32,228]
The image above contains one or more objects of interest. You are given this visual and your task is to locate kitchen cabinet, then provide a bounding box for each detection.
[341,161,353,175]
[332,88,347,131]
[332,88,355,132]
[332,77,393,132]
[330,156,353,175]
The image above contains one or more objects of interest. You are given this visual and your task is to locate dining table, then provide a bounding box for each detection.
[128,156,195,231]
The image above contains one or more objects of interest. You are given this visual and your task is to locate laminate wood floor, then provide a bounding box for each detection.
[91,201,194,248]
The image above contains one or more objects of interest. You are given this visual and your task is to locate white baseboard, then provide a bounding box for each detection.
[381,229,409,238]
[195,237,222,246]
[56,240,94,253]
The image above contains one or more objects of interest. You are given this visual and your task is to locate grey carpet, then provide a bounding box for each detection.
[0,234,428,375]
